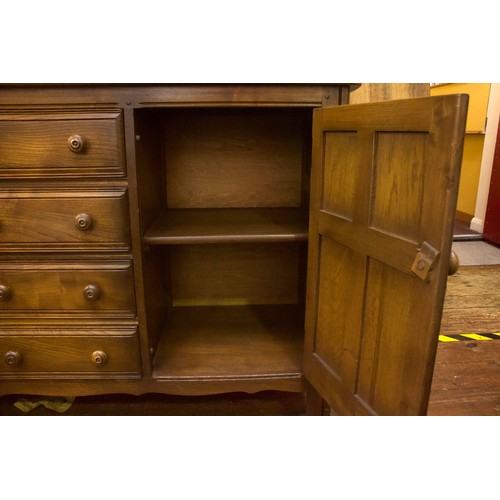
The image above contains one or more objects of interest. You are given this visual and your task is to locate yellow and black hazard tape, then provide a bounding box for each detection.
[439,332,500,342]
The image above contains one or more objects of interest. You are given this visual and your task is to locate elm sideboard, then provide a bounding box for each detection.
[0,85,468,415]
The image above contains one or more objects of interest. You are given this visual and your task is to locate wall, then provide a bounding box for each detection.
[430,83,490,133]
[430,83,491,220]
[472,83,500,234]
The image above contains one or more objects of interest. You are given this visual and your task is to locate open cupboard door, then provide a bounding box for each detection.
[304,95,468,415]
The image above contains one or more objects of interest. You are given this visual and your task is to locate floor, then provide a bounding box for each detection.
[452,240,500,265]
[452,218,483,241]
[1,221,498,416]
[426,221,500,416]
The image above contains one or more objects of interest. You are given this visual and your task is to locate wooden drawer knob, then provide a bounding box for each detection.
[91,350,108,367]
[68,134,86,153]
[75,213,93,231]
[83,284,100,301]
[5,351,21,367]
[0,284,12,302]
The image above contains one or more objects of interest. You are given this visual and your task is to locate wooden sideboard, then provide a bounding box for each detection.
[0,85,468,415]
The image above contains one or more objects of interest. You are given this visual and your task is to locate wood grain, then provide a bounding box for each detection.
[143,208,308,244]
[314,238,366,392]
[0,84,352,107]
[428,340,500,415]
[322,132,359,220]
[168,243,302,306]
[349,83,430,104]
[0,260,135,316]
[0,111,125,178]
[0,187,130,251]
[0,331,140,375]
[163,109,308,208]
[371,132,428,239]
[440,265,500,334]
[153,305,303,379]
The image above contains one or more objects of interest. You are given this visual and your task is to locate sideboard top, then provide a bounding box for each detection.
[0,84,360,108]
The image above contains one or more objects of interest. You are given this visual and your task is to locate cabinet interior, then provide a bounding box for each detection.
[135,107,313,380]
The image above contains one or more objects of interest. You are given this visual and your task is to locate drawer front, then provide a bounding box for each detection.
[0,111,125,178]
[0,188,131,251]
[0,329,140,375]
[0,261,135,316]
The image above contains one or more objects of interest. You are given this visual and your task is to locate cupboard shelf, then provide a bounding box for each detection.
[152,304,304,380]
[143,208,309,245]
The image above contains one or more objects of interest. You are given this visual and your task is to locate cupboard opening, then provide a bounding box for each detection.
[134,106,313,382]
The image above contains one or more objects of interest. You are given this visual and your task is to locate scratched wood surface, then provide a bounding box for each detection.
[440,265,500,335]
[427,265,500,415]
[427,340,500,416]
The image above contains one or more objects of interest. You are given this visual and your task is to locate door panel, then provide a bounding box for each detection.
[371,132,428,238]
[304,95,468,415]
[315,238,365,392]
[357,261,430,415]
[322,132,359,220]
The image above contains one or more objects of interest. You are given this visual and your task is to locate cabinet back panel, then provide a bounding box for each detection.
[169,243,303,306]
[163,109,309,208]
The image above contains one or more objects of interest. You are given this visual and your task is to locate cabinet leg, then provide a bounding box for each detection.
[306,385,327,416]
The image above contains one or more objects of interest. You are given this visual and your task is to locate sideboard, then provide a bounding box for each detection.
[0,85,468,415]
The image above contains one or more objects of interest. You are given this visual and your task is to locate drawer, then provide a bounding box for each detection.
[0,188,130,251]
[0,326,140,376]
[0,111,125,178]
[0,260,135,317]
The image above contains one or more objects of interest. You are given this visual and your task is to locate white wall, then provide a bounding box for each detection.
[471,83,500,233]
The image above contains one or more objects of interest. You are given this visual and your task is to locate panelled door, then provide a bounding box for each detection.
[304,95,468,415]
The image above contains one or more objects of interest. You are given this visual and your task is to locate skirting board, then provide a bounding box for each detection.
[470,217,484,234]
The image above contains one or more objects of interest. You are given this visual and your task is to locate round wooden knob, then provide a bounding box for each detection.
[0,284,11,302]
[83,284,100,301]
[91,350,108,367]
[68,134,86,153]
[449,250,460,276]
[75,213,93,231]
[5,351,21,367]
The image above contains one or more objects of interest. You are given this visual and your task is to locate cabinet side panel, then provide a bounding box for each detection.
[133,110,170,356]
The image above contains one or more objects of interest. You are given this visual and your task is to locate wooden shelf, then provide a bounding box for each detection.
[153,305,304,379]
[143,208,309,245]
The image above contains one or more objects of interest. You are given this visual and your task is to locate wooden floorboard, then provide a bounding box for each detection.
[427,342,500,416]
[427,265,500,416]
